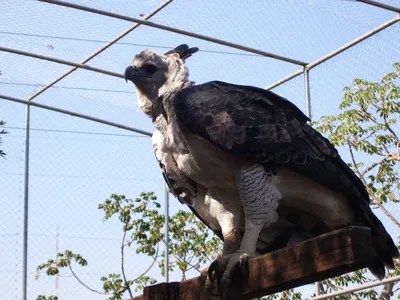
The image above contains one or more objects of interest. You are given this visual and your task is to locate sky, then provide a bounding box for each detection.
[0,0,399,299]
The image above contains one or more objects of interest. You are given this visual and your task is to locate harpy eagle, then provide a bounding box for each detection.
[125,44,398,297]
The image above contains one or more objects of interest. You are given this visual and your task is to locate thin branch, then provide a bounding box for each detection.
[380,96,399,143]
[359,104,384,127]
[361,155,400,176]
[121,224,133,298]
[377,281,396,299]
[397,141,400,157]
[130,242,160,282]
[68,263,110,295]
[359,130,377,142]
[348,143,400,228]
[172,255,202,276]
[279,289,291,300]
[323,279,342,292]
[65,238,160,297]
[348,144,361,175]
[382,143,391,155]
[385,123,399,143]
[200,250,214,263]
[371,200,400,228]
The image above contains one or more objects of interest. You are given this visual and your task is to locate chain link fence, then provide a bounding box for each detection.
[0,0,399,299]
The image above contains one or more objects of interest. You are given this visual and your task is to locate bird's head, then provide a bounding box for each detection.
[125,44,199,117]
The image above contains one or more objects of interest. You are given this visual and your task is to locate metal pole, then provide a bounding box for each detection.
[164,186,169,282]
[311,275,400,300]
[266,15,400,90]
[22,103,31,300]
[54,224,59,297]
[304,65,319,296]
[37,0,307,66]
[307,15,399,69]
[0,46,124,79]
[266,69,304,90]
[0,94,152,136]
[315,281,321,297]
[356,0,400,13]
[304,66,311,121]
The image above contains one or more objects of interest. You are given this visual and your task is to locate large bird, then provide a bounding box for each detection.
[125,44,398,298]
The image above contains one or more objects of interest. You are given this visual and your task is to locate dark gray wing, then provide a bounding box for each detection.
[173,81,398,276]
[173,80,369,205]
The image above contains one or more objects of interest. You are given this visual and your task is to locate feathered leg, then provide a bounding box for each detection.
[202,195,242,295]
[237,164,281,253]
[208,163,281,299]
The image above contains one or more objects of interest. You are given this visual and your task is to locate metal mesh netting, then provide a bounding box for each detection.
[309,22,400,122]
[0,100,26,299]
[270,20,400,298]
[1,0,399,299]
[27,107,165,299]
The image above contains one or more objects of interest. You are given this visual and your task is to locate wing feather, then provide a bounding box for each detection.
[173,81,369,205]
[172,80,398,276]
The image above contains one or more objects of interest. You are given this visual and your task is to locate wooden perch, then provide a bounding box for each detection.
[131,226,375,300]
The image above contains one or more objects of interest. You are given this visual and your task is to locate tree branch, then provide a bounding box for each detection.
[121,223,133,298]
[323,279,342,292]
[278,289,291,300]
[348,144,400,228]
[361,155,400,177]
[68,263,109,295]
[348,144,361,175]
[130,243,160,282]
[377,282,396,300]
[371,200,400,229]
[380,96,399,143]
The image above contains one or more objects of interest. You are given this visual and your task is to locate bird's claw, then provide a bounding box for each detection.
[205,252,253,299]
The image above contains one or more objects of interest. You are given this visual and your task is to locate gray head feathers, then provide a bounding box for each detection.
[125,44,199,119]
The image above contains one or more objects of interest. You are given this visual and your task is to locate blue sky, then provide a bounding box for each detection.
[0,0,399,299]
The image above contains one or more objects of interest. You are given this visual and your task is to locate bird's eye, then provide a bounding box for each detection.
[143,64,157,74]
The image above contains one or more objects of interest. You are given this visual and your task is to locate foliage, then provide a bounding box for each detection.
[315,62,400,205]
[36,63,399,299]
[312,62,400,299]
[36,296,58,300]
[0,120,7,158]
[99,193,221,280]
[36,192,221,299]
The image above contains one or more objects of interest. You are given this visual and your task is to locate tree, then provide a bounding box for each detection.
[0,120,7,158]
[312,62,400,299]
[35,192,222,300]
[36,62,400,299]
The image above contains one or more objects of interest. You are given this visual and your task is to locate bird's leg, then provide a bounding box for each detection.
[219,213,242,255]
[208,163,281,299]
[202,198,241,295]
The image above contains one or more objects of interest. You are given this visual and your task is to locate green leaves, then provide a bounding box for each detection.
[36,296,58,300]
[35,250,88,279]
[100,274,128,299]
[312,62,400,298]
[314,62,400,205]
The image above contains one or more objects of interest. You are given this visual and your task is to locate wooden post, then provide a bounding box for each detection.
[131,226,375,300]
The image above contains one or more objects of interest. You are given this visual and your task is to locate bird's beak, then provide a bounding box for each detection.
[124,65,140,83]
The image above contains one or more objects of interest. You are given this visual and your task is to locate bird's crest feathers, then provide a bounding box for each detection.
[126,44,199,118]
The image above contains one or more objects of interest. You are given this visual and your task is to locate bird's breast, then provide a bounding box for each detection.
[173,132,243,190]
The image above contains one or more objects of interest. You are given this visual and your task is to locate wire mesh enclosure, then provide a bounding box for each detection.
[0,1,399,299]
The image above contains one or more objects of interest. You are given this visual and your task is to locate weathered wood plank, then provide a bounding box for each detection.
[131,226,375,300]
